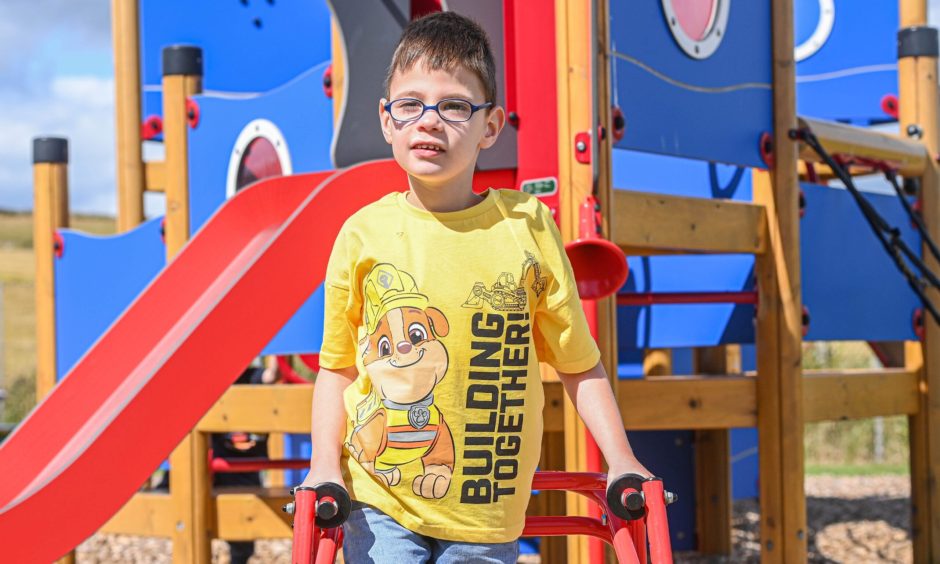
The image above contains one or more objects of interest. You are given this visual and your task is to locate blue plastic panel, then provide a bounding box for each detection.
[801,182,921,340]
[795,0,898,123]
[609,1,773,167]
[181,63,335,356]
[54,218,166,378]
[612,149,752,201]
[613,148,757,348]
[139,0,332,122]
[186,61,335,232]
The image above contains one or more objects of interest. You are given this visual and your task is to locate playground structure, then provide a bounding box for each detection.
[2,0,940,563]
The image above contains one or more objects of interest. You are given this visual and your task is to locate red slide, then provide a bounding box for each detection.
[0,160,406,562]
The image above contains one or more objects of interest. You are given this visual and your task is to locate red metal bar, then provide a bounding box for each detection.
[292,488,318,564]
[314,527,343,564]
[631,519,647,564]
[611,524,643,564]
[531,471,607,491]
[643,479,673,564]
[522,516,612,542]
[211,457,308,473]
[617,291,758,306]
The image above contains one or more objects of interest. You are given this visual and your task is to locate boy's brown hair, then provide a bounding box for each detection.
[384,11,497,104]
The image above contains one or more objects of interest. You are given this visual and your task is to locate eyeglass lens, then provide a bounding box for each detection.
[390,99,473,122]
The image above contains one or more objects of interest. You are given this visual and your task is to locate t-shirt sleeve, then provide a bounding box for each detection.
[319,227,362,370]
[531,201,602,374]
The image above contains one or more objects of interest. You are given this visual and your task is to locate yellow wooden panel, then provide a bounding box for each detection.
[100,492,174,537]
[612,190,767,255]
[144,161,165,192]
[616,376,757,430]
[797,116,928,177]
[214,488,293,540]
[197,384,313,433]
[802,369,919,422]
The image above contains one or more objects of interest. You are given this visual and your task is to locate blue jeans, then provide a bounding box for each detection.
[342,502,520,563]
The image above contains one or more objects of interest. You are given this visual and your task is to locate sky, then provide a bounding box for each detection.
[0,2,939,216]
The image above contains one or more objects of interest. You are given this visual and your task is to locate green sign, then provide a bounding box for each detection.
[520,177,558,197]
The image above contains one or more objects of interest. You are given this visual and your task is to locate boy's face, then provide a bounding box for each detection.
[380,61,504,189]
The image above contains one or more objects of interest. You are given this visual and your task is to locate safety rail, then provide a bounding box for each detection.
[612,190,768,256]
[796,116,930,177]
[285,472,676,564]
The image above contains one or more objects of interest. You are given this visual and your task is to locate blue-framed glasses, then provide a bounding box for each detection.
[384,98,493,123]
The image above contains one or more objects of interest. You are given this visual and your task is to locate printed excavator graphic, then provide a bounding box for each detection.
[463,251,547,311]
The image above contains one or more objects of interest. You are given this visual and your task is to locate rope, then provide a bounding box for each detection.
[792,127,940,326]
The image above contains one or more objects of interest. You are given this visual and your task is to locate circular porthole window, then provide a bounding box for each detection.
[661,0,731,60]
[226,119,292,198]
[794,0,834,62]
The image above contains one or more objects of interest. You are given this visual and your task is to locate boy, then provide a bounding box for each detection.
[302,11,649,563]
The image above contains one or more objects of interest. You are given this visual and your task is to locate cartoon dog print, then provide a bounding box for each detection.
[345,264,455,499]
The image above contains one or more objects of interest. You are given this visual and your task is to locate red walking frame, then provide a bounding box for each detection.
[285,471,675,564]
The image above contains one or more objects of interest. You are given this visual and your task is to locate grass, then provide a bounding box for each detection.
[805,463,909,476]
[0,211,115,250]
[0,211,114,421]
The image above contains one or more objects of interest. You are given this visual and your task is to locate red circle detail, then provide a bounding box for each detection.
[53,231,64,259]
[186,98,200,129]
[236,137,283,191]
[914,309,925,340]
[671,0,717,41]
[881,94,899,119]
[141,115,163,140]
[611,106,625,142]
[759,132,774,169]
[323,65,333,99]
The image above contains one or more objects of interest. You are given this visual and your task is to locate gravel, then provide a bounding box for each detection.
[74,475,913,563]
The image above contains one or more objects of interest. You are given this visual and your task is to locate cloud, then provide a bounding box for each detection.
[0,75,116,214]
[0,1,114,214]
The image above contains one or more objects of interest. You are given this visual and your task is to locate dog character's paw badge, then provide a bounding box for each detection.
[408,405,431,429]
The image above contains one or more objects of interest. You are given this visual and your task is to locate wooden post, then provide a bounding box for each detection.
[162,45,210,564]
[556,0,607,561]
[32,137,75,564]
[32,137,69,402]
[694,346,736,555]
[760,2,806,561]
[897,5,940,558]
[112,0,145,231]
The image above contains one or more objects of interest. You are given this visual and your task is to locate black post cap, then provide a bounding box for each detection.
[162,45,204,77]
[898,26,939,59]
[32,137,69,164]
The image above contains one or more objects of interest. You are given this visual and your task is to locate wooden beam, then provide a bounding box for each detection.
[162,48,209,564]
[100,493,174,537]
[898,5,940,558]
[611,190,767,255]
[694,347,736,556]
[803,369,920,422]
[556,0,594,561]
[617,376,757,430]
[214,489,293,540]
[32,153,69,402]
[907,341,931,562]
[112,0,145,232]
[197,385,313,433]
[770,2,806,560]
[144,161,165,193]
[797,116,929,177]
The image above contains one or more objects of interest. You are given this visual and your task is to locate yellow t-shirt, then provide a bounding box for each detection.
[319,188,601,543]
